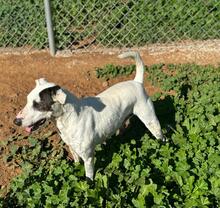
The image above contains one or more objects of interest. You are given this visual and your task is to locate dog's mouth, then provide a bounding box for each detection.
[25,118,46,133]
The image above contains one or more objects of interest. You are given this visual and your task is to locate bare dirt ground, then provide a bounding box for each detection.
[0,41,220,190]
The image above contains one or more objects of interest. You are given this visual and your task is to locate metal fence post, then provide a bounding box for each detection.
[44,0,55,56]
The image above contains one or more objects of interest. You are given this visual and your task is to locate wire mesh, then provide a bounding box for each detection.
[0,0,47,49]
[0,0,219,52]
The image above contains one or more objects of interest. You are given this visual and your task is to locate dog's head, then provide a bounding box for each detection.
[14,78,67,133]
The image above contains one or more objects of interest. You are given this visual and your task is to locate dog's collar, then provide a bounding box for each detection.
[50,102,64,135]
[51,102,64,118]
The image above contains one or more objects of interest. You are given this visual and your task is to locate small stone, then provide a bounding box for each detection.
[102,81,109,88]
[10,127,16,134]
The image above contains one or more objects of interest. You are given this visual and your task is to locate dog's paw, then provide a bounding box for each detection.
[86,177,95,187]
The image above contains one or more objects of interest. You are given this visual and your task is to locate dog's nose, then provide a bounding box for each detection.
[13,118,22,126]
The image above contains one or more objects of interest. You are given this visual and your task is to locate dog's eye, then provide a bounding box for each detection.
[33,101,41,110]
[33,100,51,111]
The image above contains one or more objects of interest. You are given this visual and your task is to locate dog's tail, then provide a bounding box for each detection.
[118,51,144,84]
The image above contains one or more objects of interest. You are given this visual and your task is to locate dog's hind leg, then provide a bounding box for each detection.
[134,98,164,141]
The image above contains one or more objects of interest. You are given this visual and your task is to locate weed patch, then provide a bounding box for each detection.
[0,64,219,207]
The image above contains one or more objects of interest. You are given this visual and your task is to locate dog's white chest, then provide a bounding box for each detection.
[56,119,71,144]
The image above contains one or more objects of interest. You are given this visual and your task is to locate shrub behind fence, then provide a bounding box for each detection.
[0,0,219,51]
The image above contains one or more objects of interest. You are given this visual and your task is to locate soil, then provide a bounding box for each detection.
[0,42,220,190]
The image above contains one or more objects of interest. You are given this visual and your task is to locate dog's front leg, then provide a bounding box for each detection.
[84,156,94,181]
[69,146,80,162]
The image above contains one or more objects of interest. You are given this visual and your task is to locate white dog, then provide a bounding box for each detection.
[14,51,163,180]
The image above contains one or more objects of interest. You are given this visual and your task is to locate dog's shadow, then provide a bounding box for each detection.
[80,97,106,112]
[94,95,176,175]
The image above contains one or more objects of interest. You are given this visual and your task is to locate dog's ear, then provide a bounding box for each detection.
[53,89,67,104]
[35,78,48,86]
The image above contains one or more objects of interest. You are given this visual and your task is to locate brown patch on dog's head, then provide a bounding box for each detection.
[33,86,61,112]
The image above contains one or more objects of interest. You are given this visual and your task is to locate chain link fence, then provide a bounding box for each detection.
[0,0,220,53]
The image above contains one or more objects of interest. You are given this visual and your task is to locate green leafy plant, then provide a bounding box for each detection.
[0,63,220,207]
[0,0,219,48]
[96,64,136,80]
